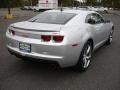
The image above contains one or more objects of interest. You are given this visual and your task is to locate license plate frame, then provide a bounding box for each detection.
[19,43,31,53]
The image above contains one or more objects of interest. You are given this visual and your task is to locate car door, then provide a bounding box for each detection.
[95,14,110,40]
[87,13,107,45]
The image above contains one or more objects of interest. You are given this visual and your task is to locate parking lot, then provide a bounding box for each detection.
[0,8,39,18]
[0,12,120,90]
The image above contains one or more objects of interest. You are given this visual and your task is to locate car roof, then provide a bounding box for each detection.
[46,9,96,16]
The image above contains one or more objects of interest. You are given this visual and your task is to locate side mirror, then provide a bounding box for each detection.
[88,19,96,24]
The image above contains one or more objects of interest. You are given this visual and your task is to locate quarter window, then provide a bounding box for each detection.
[86,13,104,24]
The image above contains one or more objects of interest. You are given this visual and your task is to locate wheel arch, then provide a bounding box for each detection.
[112,26,114,30]
[76,38,94,71]
[87,38,94,50]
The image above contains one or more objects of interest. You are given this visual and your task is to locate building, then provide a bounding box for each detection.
[38,0,58,9]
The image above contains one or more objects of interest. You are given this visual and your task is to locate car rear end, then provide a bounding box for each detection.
[6,11,82,68]
[7,26,81,67]
[7,26,62,65]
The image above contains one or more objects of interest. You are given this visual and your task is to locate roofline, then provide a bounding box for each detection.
[45,9,96,14]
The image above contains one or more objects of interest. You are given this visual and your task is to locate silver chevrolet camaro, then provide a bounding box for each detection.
[6,10,114,71]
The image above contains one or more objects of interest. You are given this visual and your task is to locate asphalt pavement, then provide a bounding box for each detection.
[0,13,120,90]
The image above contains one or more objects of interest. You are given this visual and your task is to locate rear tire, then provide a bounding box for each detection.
[76,41,93,72]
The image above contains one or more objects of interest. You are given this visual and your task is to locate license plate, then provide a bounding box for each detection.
[19,43,31,53]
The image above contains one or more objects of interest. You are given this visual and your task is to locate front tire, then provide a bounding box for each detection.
[106,30,114,45]
[76,41,93,71]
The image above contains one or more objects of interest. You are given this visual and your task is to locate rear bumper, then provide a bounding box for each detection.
[6,36,81,68]
[7,45,63,60]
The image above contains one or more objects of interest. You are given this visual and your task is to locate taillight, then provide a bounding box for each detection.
[53,36,64,43]
[41,35,64,43]
[41,35,51,42]
[9,29,15,36]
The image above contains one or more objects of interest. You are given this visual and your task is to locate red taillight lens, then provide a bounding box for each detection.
[9,29,15,36]
[53,36,64,43]
[41,35,51,42]
[41,35,64,43]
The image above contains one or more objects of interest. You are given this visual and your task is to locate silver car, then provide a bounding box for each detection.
[6,10,114,71]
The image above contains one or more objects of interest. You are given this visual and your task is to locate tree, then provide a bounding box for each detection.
[86,0,97,6]
[27,0,38,6]
[100,0,120,7]
[58,0,80,7]
[112,0,120,8]
[0,0,120,8]
[0,0,10,8]
[0,0,38,8]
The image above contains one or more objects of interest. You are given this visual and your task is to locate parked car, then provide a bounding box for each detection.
[21,6,33,10]
[89,6,108,13]
[79,6,89,10]
[33,6,50,12]
[32,6,40,11]
[109,7,114,10]
[6,10,114,71]
[113,7,120,10]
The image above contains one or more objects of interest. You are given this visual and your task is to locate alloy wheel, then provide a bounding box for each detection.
[82,44,92,68]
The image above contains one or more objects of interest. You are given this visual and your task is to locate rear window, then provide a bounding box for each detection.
[28,12,76,24]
